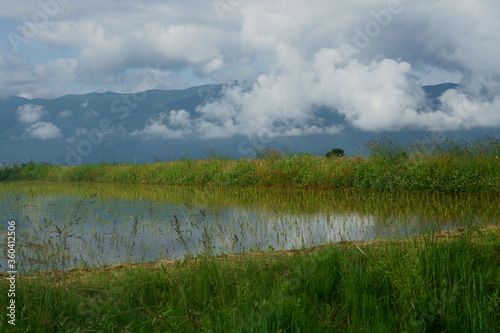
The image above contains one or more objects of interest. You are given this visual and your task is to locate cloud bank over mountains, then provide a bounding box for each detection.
[16,104,62,139]
[1,0,500,137]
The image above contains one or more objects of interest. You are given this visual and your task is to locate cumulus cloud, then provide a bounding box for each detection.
[132,110,193,139]
[433,90,500,130]
[16,103,63,139]
[17,104,45,123]
[26,122,63,140]
[194,54,427,136]
[190,0,500,134]
[2,0,500,134]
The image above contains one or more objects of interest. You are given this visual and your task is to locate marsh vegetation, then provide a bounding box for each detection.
[1,135,499,192]
[1,182,498,273]
[1,226,498,332]
[0,136,498,331]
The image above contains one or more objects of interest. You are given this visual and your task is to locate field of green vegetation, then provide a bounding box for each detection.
[1,136,498,331]
[1,226,498,332]
[1,136,499,192]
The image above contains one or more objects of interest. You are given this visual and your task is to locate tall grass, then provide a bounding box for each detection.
[1,136,499,192]
[1,227,498,332]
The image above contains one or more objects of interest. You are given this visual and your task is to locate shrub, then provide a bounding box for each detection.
[325,148,344,158]
[20,161,50,180]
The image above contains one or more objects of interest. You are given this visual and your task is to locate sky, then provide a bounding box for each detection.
[1,0,500,136]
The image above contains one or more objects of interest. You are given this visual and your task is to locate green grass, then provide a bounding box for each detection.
[1,227,498,332]
[0,136,497,331]
[1,136,499,192]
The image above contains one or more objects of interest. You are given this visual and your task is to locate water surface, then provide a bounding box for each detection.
[1,182,498,272]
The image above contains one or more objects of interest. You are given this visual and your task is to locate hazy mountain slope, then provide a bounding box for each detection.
[0,83,496,165]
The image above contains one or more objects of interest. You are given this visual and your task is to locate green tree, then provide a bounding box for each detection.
[325,148,344,158]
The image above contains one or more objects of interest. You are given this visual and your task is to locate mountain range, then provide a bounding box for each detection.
[0,83,496,165]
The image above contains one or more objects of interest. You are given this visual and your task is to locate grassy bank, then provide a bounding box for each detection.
[1,226,499,332]
[1,136,499,192]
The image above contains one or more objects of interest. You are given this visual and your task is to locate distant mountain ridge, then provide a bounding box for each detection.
[0,83,495,165]
[422,83,458,99]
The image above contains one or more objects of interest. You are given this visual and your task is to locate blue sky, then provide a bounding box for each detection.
[1,0,499,133]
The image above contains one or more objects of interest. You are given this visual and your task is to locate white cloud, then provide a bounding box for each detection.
[1,0,500,133]
[16,103,65,140]
[132,111,193,139]
[194,55,427,136]
[26,122,63,140]
[432,90,500,130]
[0,51,77,98]
[17,104,45,123]
[169,109,192,127]
[58,110,72,117]
[33,59,77,81]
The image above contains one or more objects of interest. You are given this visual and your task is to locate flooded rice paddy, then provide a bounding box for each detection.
[1,182,498,273]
